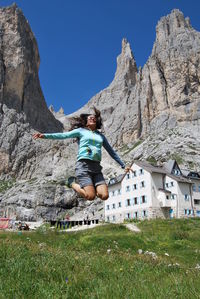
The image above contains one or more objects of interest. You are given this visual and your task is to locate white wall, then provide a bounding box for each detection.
[177,182,194,217]
[105,163,197,222]
[105,163,153,222]
[151,173,164,207]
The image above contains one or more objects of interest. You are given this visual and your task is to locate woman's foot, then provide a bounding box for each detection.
[67,176,76,188]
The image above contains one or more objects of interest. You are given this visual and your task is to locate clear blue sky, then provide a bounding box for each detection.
[1,0,200,115]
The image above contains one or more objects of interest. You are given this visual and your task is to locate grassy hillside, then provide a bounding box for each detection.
[0,219,200,298]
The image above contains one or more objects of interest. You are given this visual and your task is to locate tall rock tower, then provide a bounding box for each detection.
[0,4,63,132]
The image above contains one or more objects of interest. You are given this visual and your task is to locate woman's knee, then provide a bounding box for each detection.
[83,186,96,201]
[99,193,109,201]
[85,192,96,201]
[96,184,109,201]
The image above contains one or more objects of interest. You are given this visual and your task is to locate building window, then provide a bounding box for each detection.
[141,195,147,204]
[106,205,110,210]
[166,195,170,200]
[126,213,131,219]
[112,203,116,209]
[134,211,138,219]
[132,171,137,177]
[139,168,144,175]
[126,199,131,206]
[126,173,130,179]
[133,197,138,205]
[112,191,115,196]
[143,210,147,217]
[194,199,200,205]
[110,179,115,184]
[117,189,121,195]
[173,169,180,175]
[118,202,122,208]
[184,209,187,215]
[133,184,137,190]
[140,181,145,188]
[126,186,130,192]
[171,194,176,200]
[171,182,174,187]
[165,183,169,188]
[112,215,116,222]
[107,216,110,222]
[193,184,196,192]
[184,194,190,201]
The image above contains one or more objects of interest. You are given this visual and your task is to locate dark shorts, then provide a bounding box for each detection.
[75,159,106,188]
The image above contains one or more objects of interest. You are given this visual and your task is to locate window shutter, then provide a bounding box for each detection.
[145,196,147,203]
[140,197,142,204]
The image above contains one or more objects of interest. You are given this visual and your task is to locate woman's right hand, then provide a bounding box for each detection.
[33,133,45,139]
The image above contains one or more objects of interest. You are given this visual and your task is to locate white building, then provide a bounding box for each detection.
[105,160,199,223]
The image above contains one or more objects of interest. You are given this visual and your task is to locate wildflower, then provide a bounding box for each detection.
[195,264,200,270]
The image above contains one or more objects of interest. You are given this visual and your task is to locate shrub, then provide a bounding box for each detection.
[172,230,189,240]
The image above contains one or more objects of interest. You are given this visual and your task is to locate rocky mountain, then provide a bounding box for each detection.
[0,5,200,221]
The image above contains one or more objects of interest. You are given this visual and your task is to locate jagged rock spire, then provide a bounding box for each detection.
[110,38,137,88]
[58,107,64,114]
[152,9,195,56]
[0,4,63,132]
[49,105,54,113]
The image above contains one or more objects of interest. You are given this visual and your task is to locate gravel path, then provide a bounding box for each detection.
[124,223,141,232]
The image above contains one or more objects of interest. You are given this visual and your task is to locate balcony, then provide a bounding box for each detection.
[159,199,172,208]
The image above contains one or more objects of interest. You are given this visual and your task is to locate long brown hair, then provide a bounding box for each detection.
[70,107,103,130]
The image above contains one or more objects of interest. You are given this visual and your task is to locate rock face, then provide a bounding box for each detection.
[69,10,200,145]
[63,9,200,168]
[0,7,200,220]
[0,5,75,221]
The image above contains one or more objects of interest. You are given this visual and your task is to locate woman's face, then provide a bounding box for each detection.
[86,115,97,129]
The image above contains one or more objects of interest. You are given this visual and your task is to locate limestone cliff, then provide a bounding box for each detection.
[63,9,200,168]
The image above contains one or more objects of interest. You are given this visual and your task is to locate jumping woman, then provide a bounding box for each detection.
[33,107,129,201]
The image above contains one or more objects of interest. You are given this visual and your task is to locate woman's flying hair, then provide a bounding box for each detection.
[70,106,103,130]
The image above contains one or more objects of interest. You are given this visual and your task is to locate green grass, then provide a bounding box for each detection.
[0,179,15,193]
[146,156,157,165]
[122,140,143,156]
[0,219,200,298]
[169,153,184,165]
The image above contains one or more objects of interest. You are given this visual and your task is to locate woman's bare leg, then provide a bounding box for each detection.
[72,183,96,201]
[96,184,109,200]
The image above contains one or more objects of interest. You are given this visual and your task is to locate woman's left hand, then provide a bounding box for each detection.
[124,167,133,173]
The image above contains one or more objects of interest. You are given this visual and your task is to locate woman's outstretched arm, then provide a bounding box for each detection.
[33,128,81,140]
[102,136,132,172]
[102,135,125,168]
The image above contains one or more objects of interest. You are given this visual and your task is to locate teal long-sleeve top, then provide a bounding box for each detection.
[44,128,125,168]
